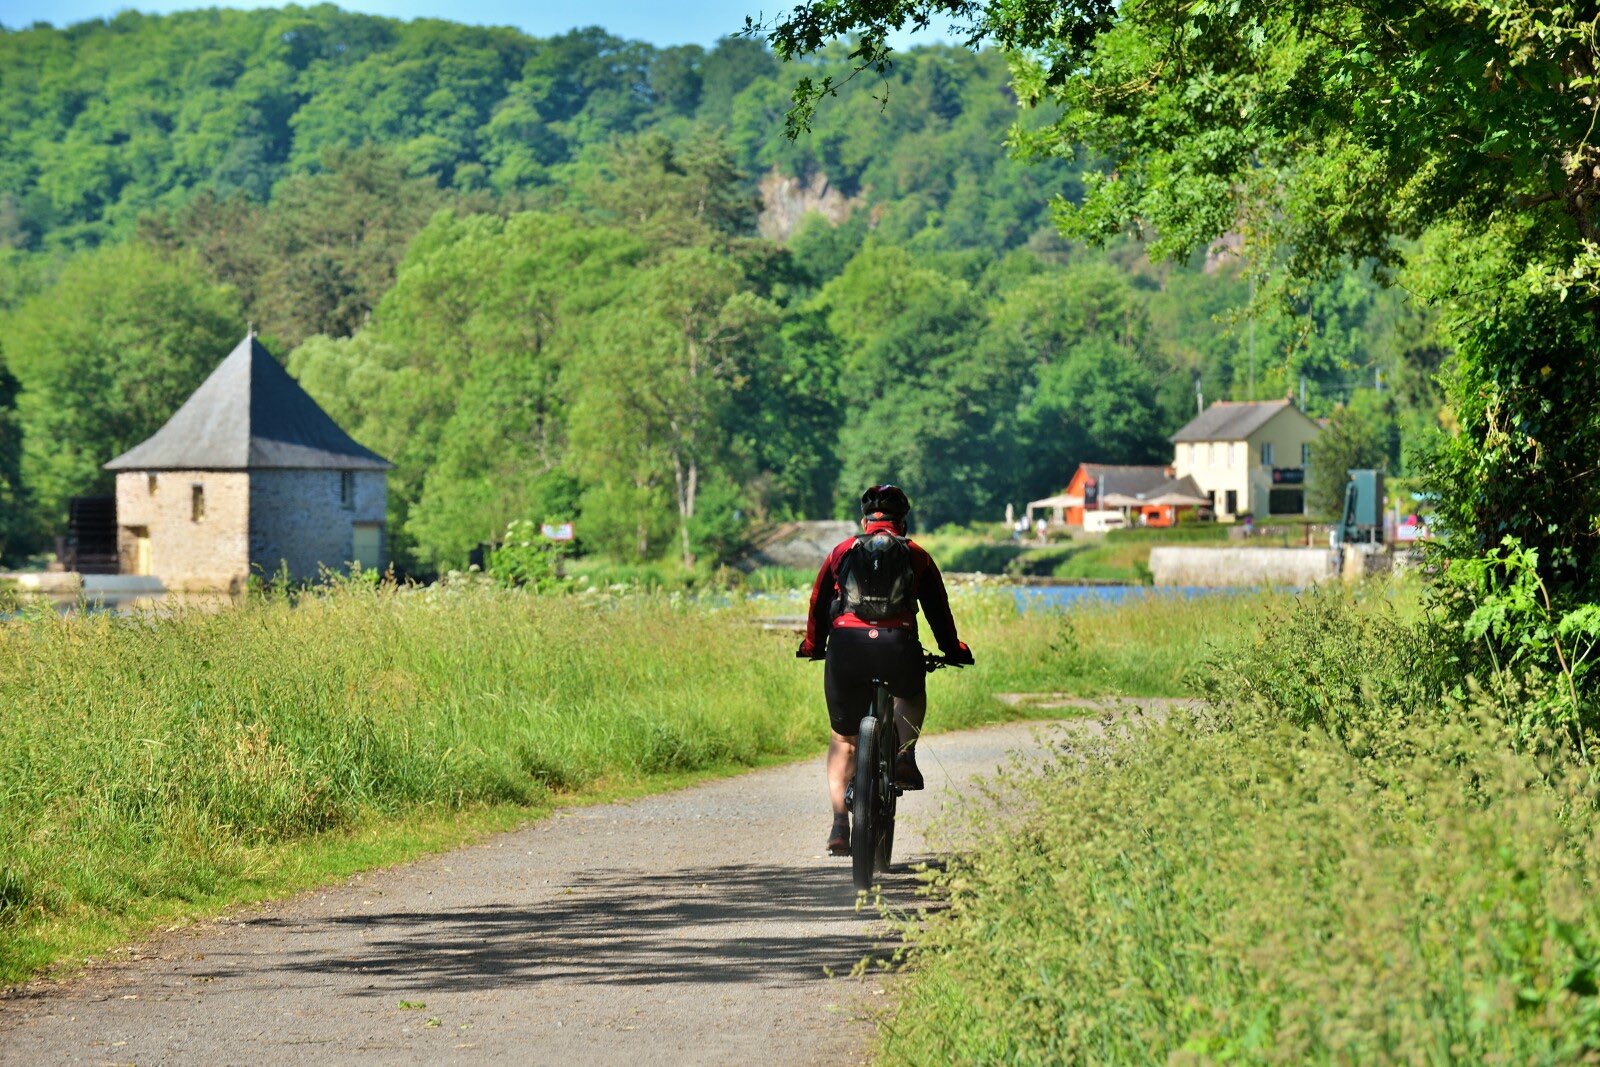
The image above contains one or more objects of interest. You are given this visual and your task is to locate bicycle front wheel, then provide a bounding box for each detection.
[851,715,879,892]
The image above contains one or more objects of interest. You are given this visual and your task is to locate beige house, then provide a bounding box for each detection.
[104,334,392,591]
[1171,399,1321,520]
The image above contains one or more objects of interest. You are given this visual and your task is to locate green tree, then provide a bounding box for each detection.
[1306,394,1397,518]
[567,247,778,567]
[141,146,451,348]
[3,242,242,526]
[761,0,1600,641]
[0,354,32,563]
[289,211,646,570]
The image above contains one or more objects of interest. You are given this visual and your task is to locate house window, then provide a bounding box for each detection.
[191,483,205,522]
[147,473,158,495]
[1208,443,1216,465]
[1227,443,1236,468]
[1302,442,1311,466]
[1261,442,1275,467]
[340,471,354,508]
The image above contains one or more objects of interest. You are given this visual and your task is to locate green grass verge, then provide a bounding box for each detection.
[880,585,1600,1063]
[0,582,1262,984]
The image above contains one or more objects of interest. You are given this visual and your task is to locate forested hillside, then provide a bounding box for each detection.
[0,6,1441,569]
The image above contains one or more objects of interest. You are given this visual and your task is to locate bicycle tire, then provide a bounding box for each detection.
[851,715,879,891]
[875,791,895,872]
[875,695,898,875]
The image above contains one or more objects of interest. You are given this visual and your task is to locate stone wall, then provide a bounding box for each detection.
[1149,545,1338,587]
[249,469,386,582]
[115,470,251,591]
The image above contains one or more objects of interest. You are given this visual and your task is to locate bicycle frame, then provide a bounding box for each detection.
[851,652,960,890]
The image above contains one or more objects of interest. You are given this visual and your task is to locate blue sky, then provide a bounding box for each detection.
[0,0,955,48]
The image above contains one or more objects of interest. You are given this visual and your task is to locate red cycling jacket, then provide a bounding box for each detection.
[799,519,963,657]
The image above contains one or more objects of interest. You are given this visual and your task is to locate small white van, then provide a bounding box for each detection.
[1082,510,1129,532]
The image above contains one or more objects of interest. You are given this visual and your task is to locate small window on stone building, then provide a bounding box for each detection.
[147,474,157,495]
[340,471,354,508]
[191,483,205,522]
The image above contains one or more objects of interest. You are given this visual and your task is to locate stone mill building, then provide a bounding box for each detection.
[104,334,392,591]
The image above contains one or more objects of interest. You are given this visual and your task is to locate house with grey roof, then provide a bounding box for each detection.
[1171,399,1321,519]
[1028,464,1208,528]
[104,334,391,591]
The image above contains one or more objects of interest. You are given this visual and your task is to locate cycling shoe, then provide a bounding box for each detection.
[894,749,924,791]
[827,815,850,856]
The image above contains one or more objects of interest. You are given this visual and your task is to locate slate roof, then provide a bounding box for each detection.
[1170,399,1298,443]
[1082,464,1177,499]
[105,335,391,472]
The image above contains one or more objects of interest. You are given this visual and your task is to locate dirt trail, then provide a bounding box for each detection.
[0,719,1086,1066]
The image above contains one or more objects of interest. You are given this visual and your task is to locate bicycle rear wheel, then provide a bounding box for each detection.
[875,706,898,874]
[851,716,879,891]
[875,790,895,872]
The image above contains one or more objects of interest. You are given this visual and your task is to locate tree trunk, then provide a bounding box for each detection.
[673,441,697,570]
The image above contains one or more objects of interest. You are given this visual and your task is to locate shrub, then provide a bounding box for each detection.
[487,519,566,591]
[1197,585,1449,760]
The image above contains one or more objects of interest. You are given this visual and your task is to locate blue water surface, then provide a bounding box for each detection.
[1011,584,1254,612]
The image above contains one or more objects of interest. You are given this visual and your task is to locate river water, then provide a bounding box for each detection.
[1010,584,1251,611]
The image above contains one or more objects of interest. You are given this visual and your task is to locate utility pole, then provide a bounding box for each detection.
[1248,273,1256,400]
[1299,375,1307,409]
[1195,377,1204,415]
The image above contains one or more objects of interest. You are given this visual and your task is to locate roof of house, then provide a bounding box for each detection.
[105,335,392,472]
[1080,464,1177,499]
[1170,399,1304,443]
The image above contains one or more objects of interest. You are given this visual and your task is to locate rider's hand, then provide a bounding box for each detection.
[947,641,974,666]
[796,639,824,660]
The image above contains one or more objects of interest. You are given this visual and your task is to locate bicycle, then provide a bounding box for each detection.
[849,652,963,891]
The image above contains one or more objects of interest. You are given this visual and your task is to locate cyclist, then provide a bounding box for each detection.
[796,484,973,856]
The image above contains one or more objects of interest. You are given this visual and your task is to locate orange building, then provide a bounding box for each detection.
[1032,464,1208,528]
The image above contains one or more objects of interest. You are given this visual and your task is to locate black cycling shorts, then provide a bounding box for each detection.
[823,625,925,737]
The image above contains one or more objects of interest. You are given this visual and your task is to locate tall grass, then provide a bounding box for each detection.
[0,582,1260,981]
[881,585,1600,1063]
[882,711,1600,1063]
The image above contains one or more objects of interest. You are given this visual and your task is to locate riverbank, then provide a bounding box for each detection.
[0,583,1273,984]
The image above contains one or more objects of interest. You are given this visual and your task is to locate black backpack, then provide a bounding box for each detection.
[836,532,918,621]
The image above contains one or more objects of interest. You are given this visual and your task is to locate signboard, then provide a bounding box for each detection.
[541,522,575,542]
[1271,467,1305,485]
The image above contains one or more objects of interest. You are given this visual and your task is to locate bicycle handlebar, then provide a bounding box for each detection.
[924,652,970,672]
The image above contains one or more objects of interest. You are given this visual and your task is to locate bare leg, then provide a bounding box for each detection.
[894,694,927,752]
[827,731,857,815]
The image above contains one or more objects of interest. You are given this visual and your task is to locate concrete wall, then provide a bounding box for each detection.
[115,470,251,591]
[1150,545,1337,587]
[248,469,386,582]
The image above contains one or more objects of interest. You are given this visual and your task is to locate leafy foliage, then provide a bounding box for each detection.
[0,7,1444,570]
[1,242,242,524]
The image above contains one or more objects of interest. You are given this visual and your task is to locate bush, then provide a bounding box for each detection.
[487,520,566,591]
[1198,586,1449,760]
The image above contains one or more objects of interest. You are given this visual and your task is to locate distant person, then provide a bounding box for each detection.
[1012,517,1027,542]
[1035,516,1049,544]
[796,485,973,857]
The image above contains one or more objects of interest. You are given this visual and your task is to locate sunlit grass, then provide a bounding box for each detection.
[0,580,1268,982]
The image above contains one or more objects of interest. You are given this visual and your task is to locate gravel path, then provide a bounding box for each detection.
[0,719,1078,1066]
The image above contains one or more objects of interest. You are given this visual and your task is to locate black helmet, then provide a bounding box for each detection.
[860,484,911,521]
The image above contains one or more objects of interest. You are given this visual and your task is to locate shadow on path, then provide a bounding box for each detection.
[212,856,946,996]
